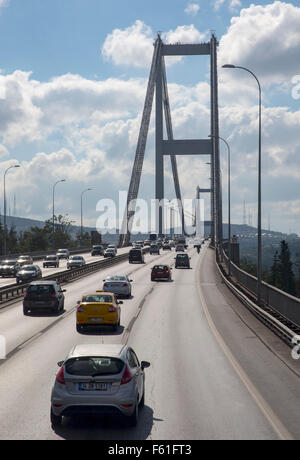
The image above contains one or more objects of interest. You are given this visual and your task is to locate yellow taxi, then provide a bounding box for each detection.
[76,291,122,333]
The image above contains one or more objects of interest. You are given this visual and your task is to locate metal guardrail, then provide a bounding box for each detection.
[215,246,299,346]
[0,246,92,262]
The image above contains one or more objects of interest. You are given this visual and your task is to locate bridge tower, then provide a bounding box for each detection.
[118,34,222,247]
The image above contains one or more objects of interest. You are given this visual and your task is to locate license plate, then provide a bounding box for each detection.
[88,318,103,322]
[79,382,107,391]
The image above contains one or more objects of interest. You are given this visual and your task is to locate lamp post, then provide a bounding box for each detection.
[3,164,20,255]
[209,135,231,275]
[80,188,92,245]
[52,179,66,248]
[222,64,262,304]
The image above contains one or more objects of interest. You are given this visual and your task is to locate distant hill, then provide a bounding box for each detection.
[0,215,95,236]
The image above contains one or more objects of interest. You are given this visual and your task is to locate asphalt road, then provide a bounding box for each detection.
[0,244,299,440]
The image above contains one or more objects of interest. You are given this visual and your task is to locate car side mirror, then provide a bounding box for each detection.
[57,361,64,367]
[77,300,80,305]
[141,361,150,370]
[62,289,66,292]
[130,279,133,282]
[118,301,123,305]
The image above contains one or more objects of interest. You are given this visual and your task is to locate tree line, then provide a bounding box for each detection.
[240,240,300,298]
[0,214,93,255]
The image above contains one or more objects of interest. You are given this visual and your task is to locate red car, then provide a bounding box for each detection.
[151,265,172,281]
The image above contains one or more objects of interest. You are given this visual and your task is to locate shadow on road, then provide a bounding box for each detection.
[52,405,154,440]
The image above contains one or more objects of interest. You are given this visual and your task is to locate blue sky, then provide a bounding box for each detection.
[0,0,300,235]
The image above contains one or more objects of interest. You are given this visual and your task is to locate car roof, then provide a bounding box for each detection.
[67,344,127,360]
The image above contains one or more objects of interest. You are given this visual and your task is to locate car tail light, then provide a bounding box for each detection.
[56,367,65,385]
[52,292,57,297]
[24,292,28,299]
[121,365,132,385]
[122,283,128,287]
[103,283,108,287]
[77,305,84,312]
[108,306,116,312]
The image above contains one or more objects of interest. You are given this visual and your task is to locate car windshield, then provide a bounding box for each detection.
[3,260,17,265]
[71,256,82,260]
[106,248,114,252]
[46,256,56,260]
[65,357,124,376]
[58,250,67,253]
[176,254,188,258]
[19,256,29,260]
[82,294,113,303]
[22,266,37,271]
[27,284,55,295]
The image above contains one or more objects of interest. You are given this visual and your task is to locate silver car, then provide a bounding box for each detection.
[103,275,133,298]
[50,344,150,427]
[67,255,86,269]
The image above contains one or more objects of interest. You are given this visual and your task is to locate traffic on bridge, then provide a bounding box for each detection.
[0,0,300,446]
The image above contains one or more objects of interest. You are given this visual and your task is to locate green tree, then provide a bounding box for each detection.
[7,225,18,254]
[270,250,281,288]
[44,214,75,249]
[278,240,297,296]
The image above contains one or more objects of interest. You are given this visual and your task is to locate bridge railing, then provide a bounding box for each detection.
[218,246,300,328]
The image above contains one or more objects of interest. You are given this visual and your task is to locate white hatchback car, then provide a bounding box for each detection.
[102,275,133,298]
[50,344,150,427]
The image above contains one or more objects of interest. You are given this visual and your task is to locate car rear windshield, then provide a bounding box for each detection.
[153,265,168,270]
[107,276,126,281]
[27,284,55,295]
[82,294,113,303]
[46,256,57,260]
[176,254,188,258]
[65,357,124,376]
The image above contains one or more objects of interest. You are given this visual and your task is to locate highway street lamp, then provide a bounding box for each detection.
[222,64,262,304]
[52,179,66,248]
[3,164,20,255]
[80,188,92,245]
[209,135,231,276]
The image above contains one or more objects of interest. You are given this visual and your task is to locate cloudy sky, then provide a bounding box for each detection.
[0,0,300,235]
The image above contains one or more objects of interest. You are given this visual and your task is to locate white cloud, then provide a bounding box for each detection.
[184,3,200,16]
[102,20,154,69]
[219,2,300,88]
[162,25,207,44]
[229,0,241,12]
[213,0,226,11]
[101,21,208,69]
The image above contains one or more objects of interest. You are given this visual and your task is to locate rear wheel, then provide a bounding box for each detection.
[127,400,139,427]
[139,388,145,408]
[50,408,62,427]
